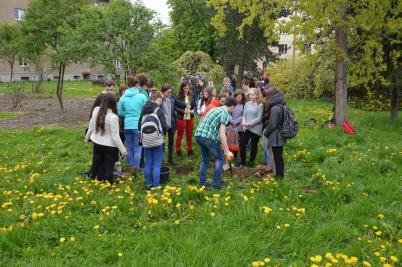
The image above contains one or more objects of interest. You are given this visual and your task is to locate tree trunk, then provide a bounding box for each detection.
[390,84,398,121]
[237,37,246,84]
[9,61,14,82]
[334,8,348,125]
[56,63,65,111]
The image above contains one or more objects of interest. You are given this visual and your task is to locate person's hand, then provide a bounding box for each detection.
[225,151,234,161]
[120,151,127,159]
[190,110,195,115]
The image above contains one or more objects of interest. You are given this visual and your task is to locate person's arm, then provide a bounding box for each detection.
[157,107,168,134]
[138,110,144,130]
[117,98,125,118]
[110,116,127,155]
[219,123,230,154]
[248,103,263,127]
[85,111,95,141]
[264,106,281,137]
[174,99,185,115]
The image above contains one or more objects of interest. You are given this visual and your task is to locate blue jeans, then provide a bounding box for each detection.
[262,135,271,164]
[196,136,224,187]
[124,129,142,168]
[144,144,164,187]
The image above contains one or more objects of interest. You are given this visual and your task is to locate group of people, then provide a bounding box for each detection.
[85,70,287,190]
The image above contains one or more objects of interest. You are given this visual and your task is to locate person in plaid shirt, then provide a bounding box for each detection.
[195,96,236,189]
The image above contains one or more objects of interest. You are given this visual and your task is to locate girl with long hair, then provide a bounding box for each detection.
[239,87,264,167]
[86,93,127,183]
[175,81,196,156]
[197,87,213,116]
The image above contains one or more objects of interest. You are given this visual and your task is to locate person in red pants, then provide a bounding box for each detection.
[175,81,196,156]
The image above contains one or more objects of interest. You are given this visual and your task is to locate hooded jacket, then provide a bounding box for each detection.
[138,102,168,135]
[264,93,287,147]
[117,88,148,130]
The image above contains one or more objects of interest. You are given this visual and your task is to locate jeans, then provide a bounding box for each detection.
[262,135,271,164]
[176,119,194,153]
[240,130,260,165]
[144,144,164,187]
[124,129,141,168]
[196,136,224,187]
[91,143,118,183]
[272,146,284,177]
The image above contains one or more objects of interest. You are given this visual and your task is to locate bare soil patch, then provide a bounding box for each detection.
[0,94,94,129]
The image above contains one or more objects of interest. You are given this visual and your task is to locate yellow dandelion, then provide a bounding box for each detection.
[70,236,75,242]
[390,256,398,262]
[94,225,100,230]
[251,261,260,267]
[59,237,65,243]
[362,261,372,267]
[118,252,123,257]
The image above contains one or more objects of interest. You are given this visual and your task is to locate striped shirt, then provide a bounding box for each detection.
[195,106,230,142]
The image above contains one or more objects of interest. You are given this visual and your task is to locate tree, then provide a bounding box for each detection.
[168,0,218,60]
[87,0,155,83]
[0,23,21,82]
[21,0,93,111]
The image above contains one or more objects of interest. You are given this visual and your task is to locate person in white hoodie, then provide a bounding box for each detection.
[85,93,127,183]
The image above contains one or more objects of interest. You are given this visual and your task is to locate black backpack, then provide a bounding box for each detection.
[279,105,298,139]
[140,108,164,148]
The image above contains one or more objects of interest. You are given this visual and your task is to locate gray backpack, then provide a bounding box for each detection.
[279,105,298,139]
[140,108,164,148]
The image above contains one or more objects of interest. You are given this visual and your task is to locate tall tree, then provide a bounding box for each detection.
[168,0,218,60]
[87,0,155,83]
[0,23,21,82]
[21,0,92,111]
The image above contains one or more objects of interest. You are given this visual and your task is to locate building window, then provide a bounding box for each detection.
[97,75,104,79]
[21,76,30,81]
[15,9,25,20]
[19,58,28,67]
[73,75,80,80]
[278,44,288,54]
[304,43,312,52]
[114,59,121,69]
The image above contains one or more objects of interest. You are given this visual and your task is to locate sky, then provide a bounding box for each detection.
[134,0,171,24]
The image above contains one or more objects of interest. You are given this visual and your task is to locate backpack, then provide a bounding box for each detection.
[279,105,298,139]
[140,108,164,148]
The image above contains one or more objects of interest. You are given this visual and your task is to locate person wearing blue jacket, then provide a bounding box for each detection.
[118,75,147,173]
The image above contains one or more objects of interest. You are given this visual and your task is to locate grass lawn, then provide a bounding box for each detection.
[0,99,401,266]
[0,111,29,121]
[0,81,102,98]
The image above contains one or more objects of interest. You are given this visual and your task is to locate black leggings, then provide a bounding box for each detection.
[272,146,284,177]
[240,130,260,165]
[91,143,118,183]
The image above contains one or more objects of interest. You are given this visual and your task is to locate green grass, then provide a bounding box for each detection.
[0,111,29,121]
[0,100,401,266]
[0,81,103,98]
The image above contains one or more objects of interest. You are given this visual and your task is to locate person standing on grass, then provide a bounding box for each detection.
[240,87,264,168]
[231,90,246,166]
[102,79,115,94]
[220,77,234,96]
[261,86,273,170]
[135,73,149,100]
[117,75,147,174]
[195,96,236,189]
[86,93,127,183]
[161,83,176,164]
[197,87,213,116]
[263,86,286,178]
[175,81,196,157]
[138,92,167,190]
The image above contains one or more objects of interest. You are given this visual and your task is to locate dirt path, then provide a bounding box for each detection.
[0,94,94,129]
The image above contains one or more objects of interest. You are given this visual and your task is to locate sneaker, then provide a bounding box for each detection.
[212,184,223,190]
[145,185,152,191]
[247,161,255,168]
[187,150,193,156]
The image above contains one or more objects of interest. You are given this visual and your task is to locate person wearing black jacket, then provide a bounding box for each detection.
[263,86,286,178]
[139,93,167,189]
[175,81,196,156]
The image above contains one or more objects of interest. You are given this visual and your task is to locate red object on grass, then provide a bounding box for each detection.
[343,121,356,135]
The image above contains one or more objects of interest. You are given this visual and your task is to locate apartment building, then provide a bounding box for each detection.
[0,0,122,82]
